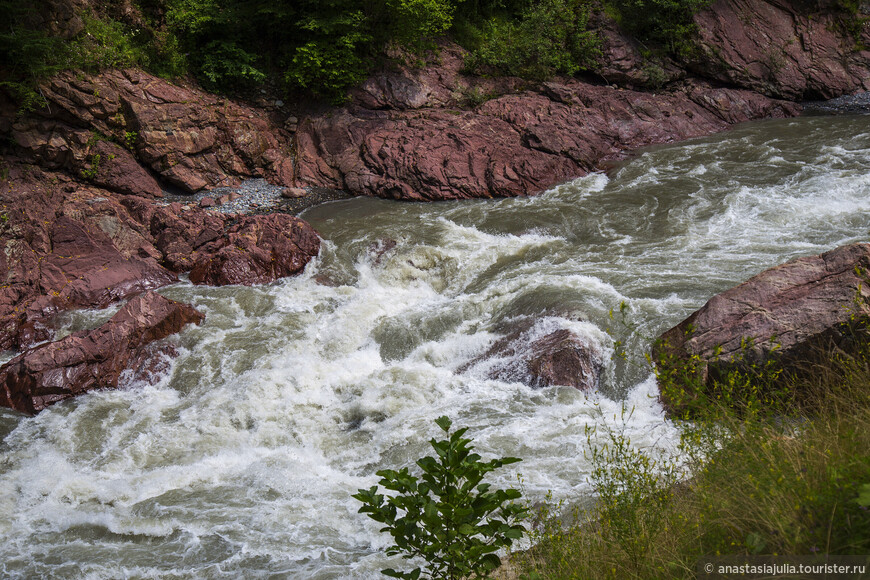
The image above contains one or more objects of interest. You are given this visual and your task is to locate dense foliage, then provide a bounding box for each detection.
[462,0,600,79]
[353,416,526,579]
[605,0,714,57]
[0,0,719,104]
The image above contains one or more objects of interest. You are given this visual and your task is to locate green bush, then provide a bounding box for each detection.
[605,0,713,58]
[353,416,527,579]
[66,12,147,71]
[464,0,600,79]
[387,0,456,49]
[0,1,65,112]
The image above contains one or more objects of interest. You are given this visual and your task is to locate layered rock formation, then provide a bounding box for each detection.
[12,69,297,194]
[295,68,799,201]
[0,291,204,415]
[690,0,870,100]
[0,161,320,352]
[189,213,321,286]
[654,243,870,416]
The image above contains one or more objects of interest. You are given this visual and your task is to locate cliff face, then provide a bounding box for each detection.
[290,1,870,200]
[0,0,868,412]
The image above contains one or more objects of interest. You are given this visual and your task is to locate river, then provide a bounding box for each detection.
[1,114,869,578]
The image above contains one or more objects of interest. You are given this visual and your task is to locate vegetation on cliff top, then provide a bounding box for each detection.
[1,0,718,106]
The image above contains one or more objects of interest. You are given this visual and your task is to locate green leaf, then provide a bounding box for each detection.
[434,415,452,432]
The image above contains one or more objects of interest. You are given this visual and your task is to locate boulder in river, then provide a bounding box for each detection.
[654,243,870,416]
[189,213,321,286]
[0,291,204,415]
[465,324,603,391]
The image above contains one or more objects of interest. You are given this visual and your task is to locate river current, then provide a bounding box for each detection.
[1,115,869,578]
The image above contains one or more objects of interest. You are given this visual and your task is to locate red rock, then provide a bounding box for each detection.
[85,139,163,197]
[0,164,177,350]
[690,1,870,100]
[654,243,870,416]
[218,195,230,205]
[526,330,603,390]
[41,216,176,309]
[463,324,602,391]
[199,197,215,208]
[0,291,204,415]
[189,214,321,286]
[11,69,300,193]
[296,81,798,200]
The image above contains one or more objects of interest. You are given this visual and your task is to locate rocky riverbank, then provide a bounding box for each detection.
[1,0,870,413]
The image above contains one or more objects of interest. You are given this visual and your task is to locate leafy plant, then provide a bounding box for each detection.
[353,416,527,579]
[464,0,600,80]
[123,131,139,151]
[585,414,682,574]
[80,153,102,180]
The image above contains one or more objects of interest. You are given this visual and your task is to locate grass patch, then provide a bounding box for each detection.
[510,342,870,579]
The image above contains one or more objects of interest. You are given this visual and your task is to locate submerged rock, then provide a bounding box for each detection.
[466,325,603,391]
[525,329,603,390]
[0,291,204,415]
[654,243,870,416]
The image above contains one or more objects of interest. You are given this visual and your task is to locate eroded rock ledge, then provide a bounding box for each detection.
[0,291,204,415]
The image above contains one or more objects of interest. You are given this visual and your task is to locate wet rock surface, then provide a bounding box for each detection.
[0,291,204,415]
[464,325,603,391]
[0,161,321,351]
[654,243,870,415]
[189,213,321,286]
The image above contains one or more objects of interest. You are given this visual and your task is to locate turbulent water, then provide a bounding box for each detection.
[2,115,870,578]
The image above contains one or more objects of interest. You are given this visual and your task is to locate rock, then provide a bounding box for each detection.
[654,243,870,416]
[689,0,870,100]
[281,187,306,198]
[591,11,684,90]
[11,69,301,192]
[0,291,204,415]
[41,215,177,310]
[526,329,603,390]
[84,139,164,197]
[189,214,321,286]
[464,324,602,391]
[0,163,178,350]
[0,159,321,348]
[199,196,215,208]
[296,80,798,200]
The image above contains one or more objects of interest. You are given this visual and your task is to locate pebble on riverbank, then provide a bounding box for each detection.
[159,179,353,216]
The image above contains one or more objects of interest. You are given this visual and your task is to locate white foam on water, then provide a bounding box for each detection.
[3,115,870,578]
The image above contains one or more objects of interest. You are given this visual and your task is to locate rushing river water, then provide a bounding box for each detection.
[1,115,870,578]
